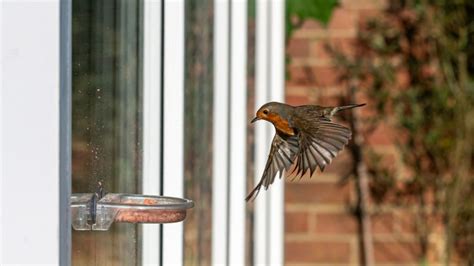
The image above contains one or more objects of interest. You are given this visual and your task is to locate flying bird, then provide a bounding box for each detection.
[246,102,366,201]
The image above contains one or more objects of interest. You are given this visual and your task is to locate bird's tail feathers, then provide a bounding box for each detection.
[331,103,366,116]
[245,180,264,202]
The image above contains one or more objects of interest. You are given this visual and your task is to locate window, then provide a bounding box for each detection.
[1,0,286,265]
[72,1,143,264]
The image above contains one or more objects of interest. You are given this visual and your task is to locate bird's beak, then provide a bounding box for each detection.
[251,117,260,123]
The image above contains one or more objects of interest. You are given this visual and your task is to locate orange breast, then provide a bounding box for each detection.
[268,113,295,136]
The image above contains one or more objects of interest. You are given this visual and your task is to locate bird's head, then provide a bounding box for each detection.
[251,102,291,124]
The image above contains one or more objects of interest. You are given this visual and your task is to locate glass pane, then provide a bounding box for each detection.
[183,1,257,264]
[183,1,214,265]
[71,0,143,265]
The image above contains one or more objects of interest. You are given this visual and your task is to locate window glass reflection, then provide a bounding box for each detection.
[183,1,214,264]
[72,0,143,265]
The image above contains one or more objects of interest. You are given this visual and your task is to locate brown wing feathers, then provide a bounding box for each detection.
[247,121,351,201]
[290,120,351,179]
[245,135,299,201]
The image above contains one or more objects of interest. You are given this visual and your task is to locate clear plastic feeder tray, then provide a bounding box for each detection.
[71,193,194,231]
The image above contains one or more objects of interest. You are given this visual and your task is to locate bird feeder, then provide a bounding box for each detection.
[71,182,194,231]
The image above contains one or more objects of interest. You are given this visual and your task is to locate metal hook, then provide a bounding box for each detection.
[87,181,106,226]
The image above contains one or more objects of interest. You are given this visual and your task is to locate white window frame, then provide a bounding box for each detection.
[228,0,248,264]
[162,0,185,265]
[211,0,230,264]
[142,0,185,265]
[254,0,285,265]
[212,0,285,265]
[1,0,71,264]
[2,0,187,265]
[142,0,163,265]
[212,0,248,265]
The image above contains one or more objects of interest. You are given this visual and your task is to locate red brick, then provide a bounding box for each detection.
[368,183,398,206]
[356,101,378,119]
[397,210,443,236]
[341,0,384,10]
[366,123,395,146]
[286,212,309,233]
[310,95,345,108]
[329,8,357,30]
[371,213,394,234]
[311,66,340,87]
[398,210,417,234]
[281,0,448,263]
[301,19,324,30]
[324,149,353,176]
[374,240,422,263]
[287,66,311,86]
[285,241,351,263]
[310,41,331,60]
[286,84,315,106]
[319,85,347,98]
[314,213,357,234]
[285,181,353,204]
[329,38,356,57]
[286,95,312,106]
[287,38,309,57]
[357,9,382,26]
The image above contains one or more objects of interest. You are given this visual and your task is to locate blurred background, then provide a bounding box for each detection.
[284,0,474,265]
[69,0,474,265]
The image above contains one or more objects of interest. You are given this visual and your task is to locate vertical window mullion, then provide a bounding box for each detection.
[268,1,285,265]
[254,0,270,264]
[60,0,72,265]
[228,0,248,264]
[162,0,185,265]
[212,0,230,264]
[142,0,163,265]
[254,0,285,265]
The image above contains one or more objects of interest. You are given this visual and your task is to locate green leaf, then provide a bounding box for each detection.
[286,0,338,37]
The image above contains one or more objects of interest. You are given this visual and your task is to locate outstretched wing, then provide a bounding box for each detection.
[246,134,299,201]
[291,120,351,178]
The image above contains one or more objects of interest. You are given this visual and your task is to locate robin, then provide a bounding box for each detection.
[246,102,366,201]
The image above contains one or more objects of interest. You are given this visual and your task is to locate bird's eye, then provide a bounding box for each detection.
[263,109,269,115]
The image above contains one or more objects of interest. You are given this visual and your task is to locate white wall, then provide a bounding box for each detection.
[1,0,61,264]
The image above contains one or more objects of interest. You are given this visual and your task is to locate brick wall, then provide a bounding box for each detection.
[284,0,447,265]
